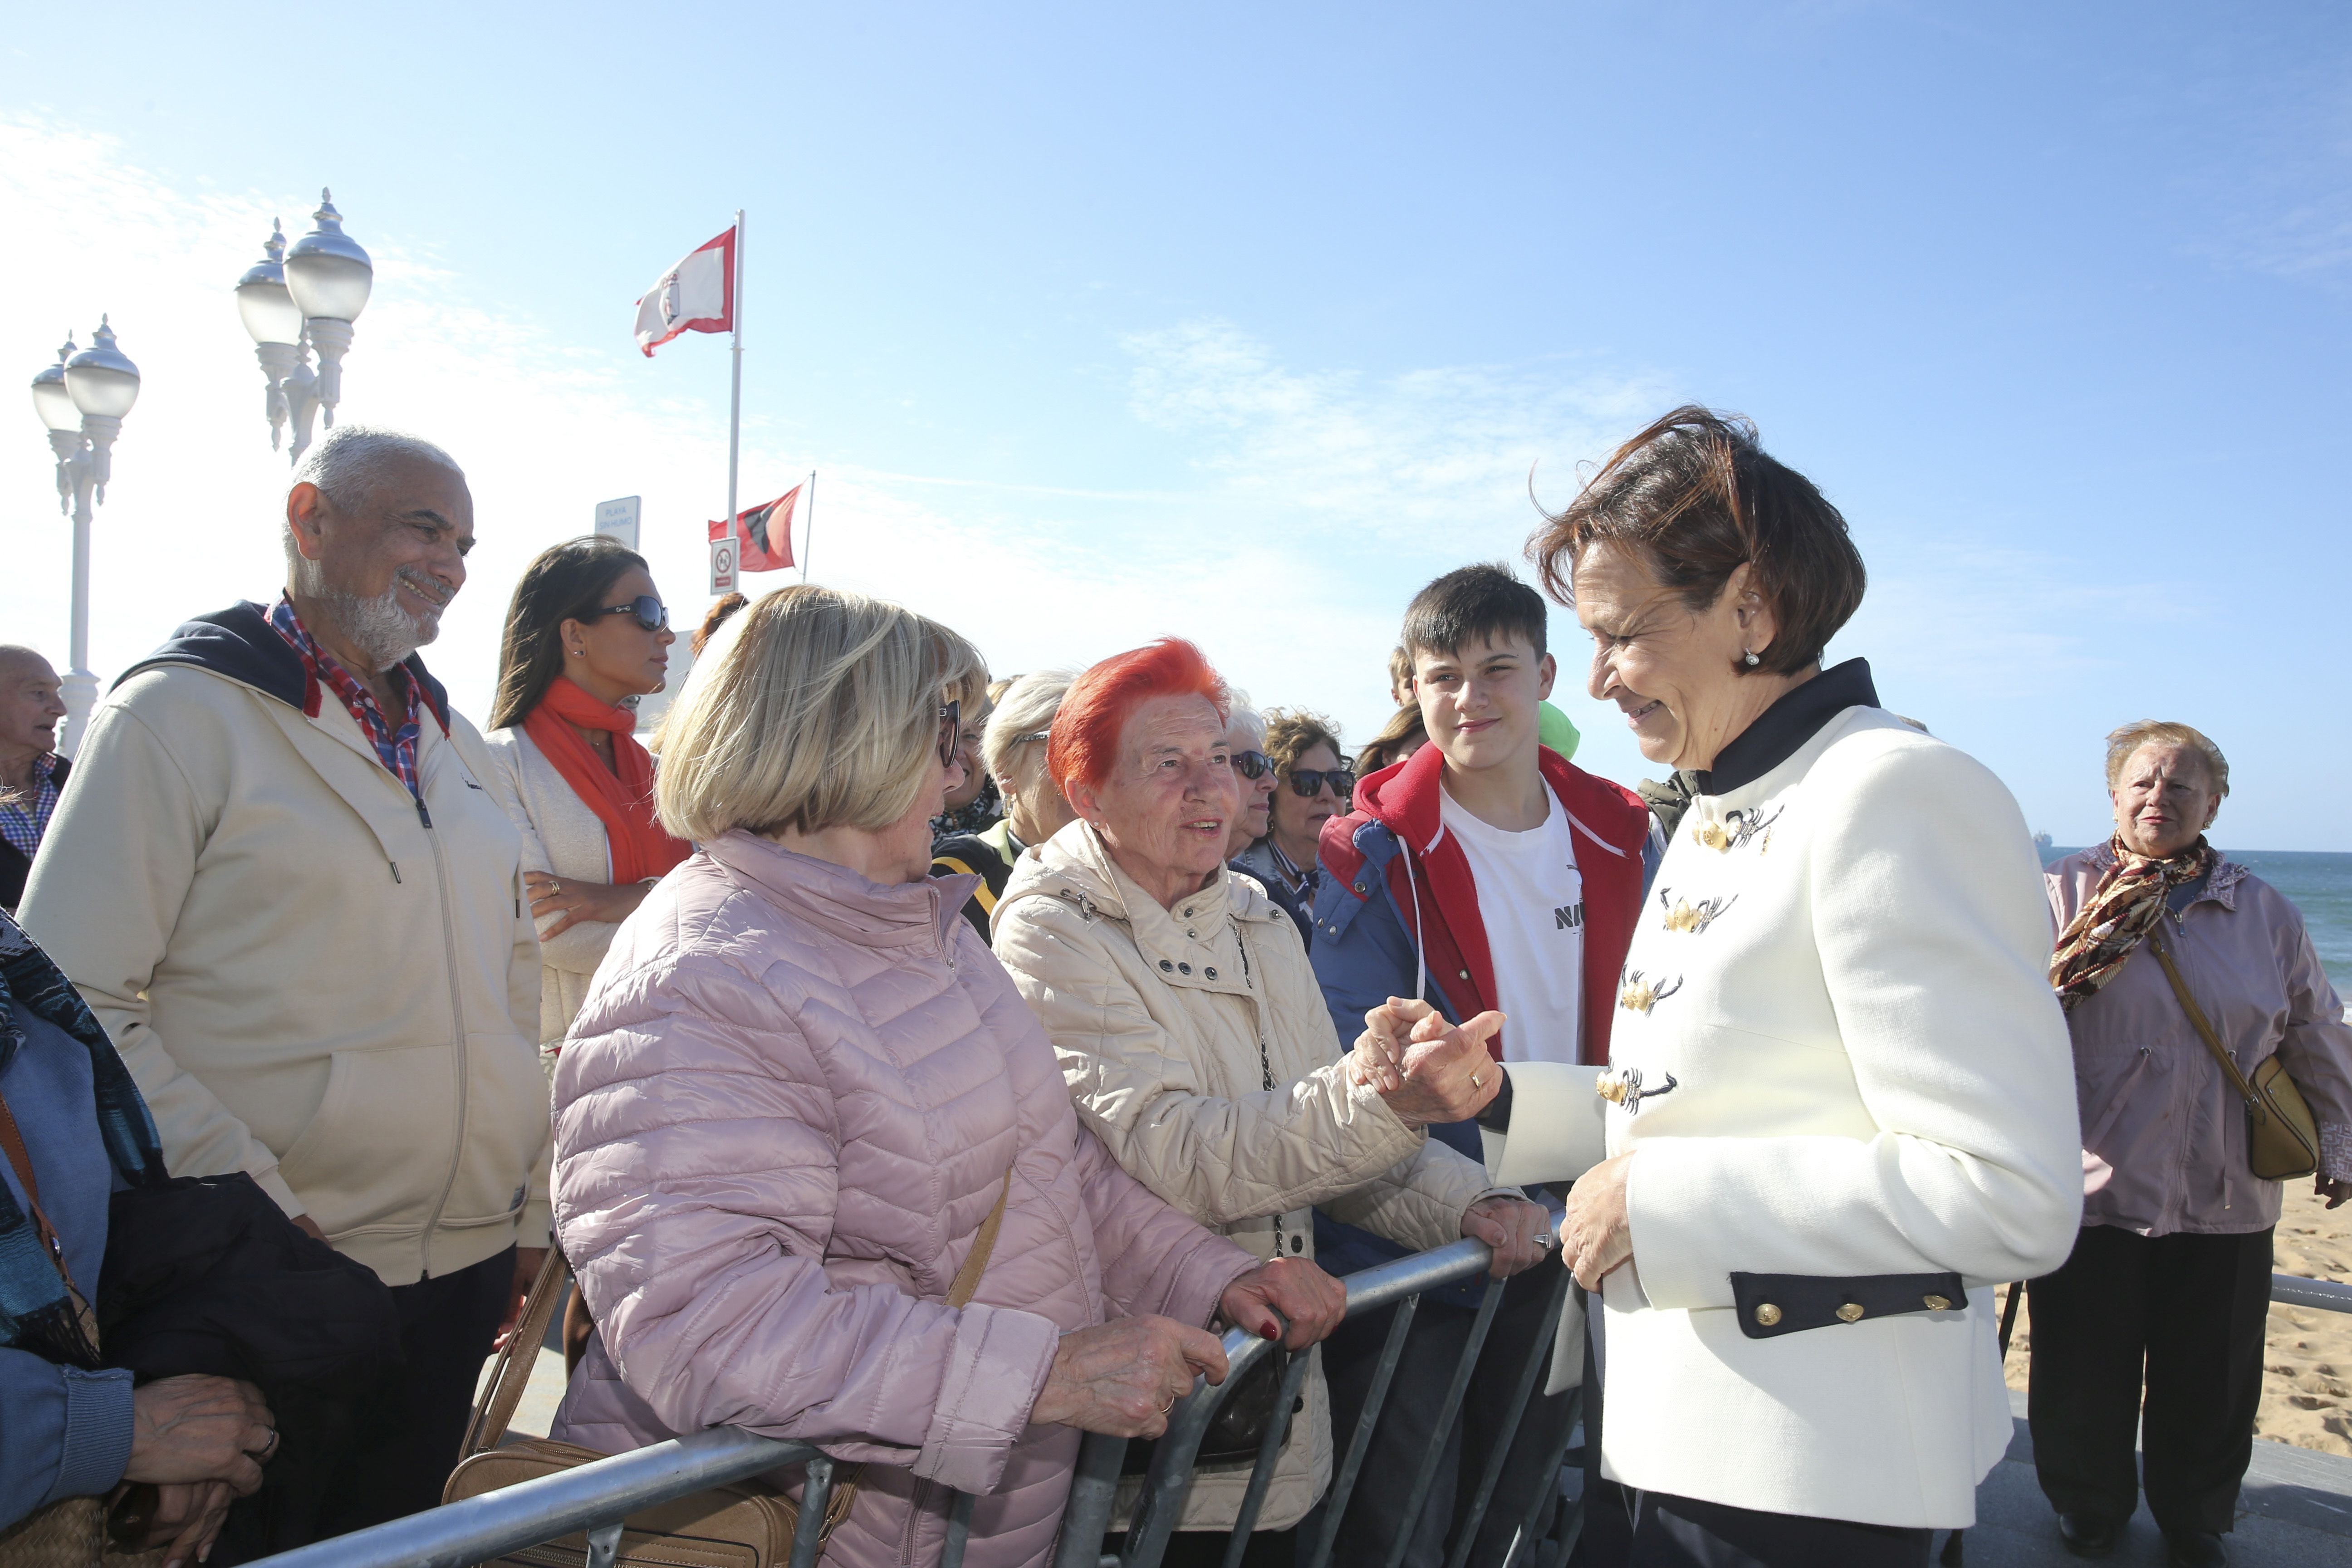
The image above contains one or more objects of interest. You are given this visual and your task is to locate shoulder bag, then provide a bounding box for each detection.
[2149,933,2320,1181]
[443,1166,1013,1568]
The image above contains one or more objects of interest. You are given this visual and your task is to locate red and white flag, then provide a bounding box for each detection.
[633,226,736,357]
[709,485,799,573]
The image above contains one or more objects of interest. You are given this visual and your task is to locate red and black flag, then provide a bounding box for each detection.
[708,485,800,573]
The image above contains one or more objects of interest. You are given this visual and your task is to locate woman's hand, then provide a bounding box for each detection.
[1461,1196,1553,1279]
[1349,998,1504,1127]
[125,1376,275,1494]
[525,872,652,939]
[1031,1316,1230,1438]
[1219,1258,1347,1350]
[1559,1152,1636,1289]
[132,1480,239,1568]
[2320,1175,2351,1210]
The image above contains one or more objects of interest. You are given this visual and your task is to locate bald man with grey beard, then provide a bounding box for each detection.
[21,424,550,1534]
[0,647,69,910]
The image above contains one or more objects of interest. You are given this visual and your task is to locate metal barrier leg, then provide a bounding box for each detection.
[787,1456,835,1568]
[584,1520,623,1568]
[1218,1349,1318,1568]
[1299,1292,1421,1568]
[1505,1385,1584,1568]
[943,1489,978,1568]
[1445,1268,1571,1568]
[1121,1327,1268,1568]
[1053,1431,1130,1568]
[1382,1279,1505,1568]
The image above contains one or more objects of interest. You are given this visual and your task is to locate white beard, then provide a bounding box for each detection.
[314,566,447,671]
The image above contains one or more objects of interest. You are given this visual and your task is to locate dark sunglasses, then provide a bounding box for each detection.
[1288,767,1355,799]
[937,699,961,769]
[590,595,670,632]
[1231,750,1273,781]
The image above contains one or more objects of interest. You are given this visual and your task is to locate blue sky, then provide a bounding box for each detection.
[4,3,2347,848]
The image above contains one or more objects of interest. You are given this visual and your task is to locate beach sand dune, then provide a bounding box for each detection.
[2001,1180,2352,1457]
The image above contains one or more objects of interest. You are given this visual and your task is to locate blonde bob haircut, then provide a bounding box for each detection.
[654,584,988,841]
[2104,720,2230,798]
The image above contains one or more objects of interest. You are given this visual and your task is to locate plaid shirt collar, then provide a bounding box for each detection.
[267,595,448,799]
[0,753,59,862]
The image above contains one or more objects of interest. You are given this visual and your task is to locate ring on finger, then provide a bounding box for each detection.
[1159,1392,1177,1415]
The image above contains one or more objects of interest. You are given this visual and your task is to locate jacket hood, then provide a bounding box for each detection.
[996,820,1285,965]
[704,829,975,957]
[1342,737,1643,864]
[118,600,451,721]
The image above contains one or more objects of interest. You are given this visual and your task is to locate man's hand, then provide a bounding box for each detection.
[2320,1175,2351,1210]
[125,1376,274,1495]
[1351,999,1504,1127]
[1460,1196,1553,1279]
[494,1247,551,1352]
[1219,1258,1347,1350]
[1560,1152,1636,1289]
[289,1214,328,1244]
[1030,1316,1230,1438]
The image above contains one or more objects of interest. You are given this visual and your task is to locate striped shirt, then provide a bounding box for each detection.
[267,595,447,802]
[0,754,59,861]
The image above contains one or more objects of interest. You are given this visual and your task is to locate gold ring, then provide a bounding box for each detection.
[1470,1072,1484,1090]
[1159,1393,1176,1415]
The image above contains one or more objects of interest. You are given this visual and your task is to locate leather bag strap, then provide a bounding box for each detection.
[2148,934,2257,1102]
[0,1090,78,1294]
[946,1167,1013,1309]
[462,1246,572,1460]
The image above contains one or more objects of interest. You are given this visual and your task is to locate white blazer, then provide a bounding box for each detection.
[1501,704,2079,1528]
[482,726,619,1047]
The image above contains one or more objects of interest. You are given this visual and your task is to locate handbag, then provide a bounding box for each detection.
[2149,933,2321,1181]
[443,1166,1014,1567]
[1119,1340,1291,1475]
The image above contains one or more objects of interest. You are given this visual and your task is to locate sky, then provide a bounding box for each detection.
[3,2,2348,849]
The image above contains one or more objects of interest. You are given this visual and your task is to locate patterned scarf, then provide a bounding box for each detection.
[2048,834,2216,1013]
[0,912,165,1367]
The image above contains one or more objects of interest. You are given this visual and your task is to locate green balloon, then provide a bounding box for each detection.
[1538,701,1580,761]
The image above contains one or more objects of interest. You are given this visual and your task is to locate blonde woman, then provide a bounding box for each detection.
[548,586,1338,1568]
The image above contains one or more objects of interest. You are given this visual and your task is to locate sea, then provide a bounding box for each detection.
[2043,845,2352,997]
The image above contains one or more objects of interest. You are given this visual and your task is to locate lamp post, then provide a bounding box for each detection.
[235,189,371,463]
[28,318,140,756]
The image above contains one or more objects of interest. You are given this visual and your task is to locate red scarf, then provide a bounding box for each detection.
[522,677,691,885]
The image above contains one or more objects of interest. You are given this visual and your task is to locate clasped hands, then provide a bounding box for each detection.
[119,1373,279,1568]
[1032,1257,1346,1440]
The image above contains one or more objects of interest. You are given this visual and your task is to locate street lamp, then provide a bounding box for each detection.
[28,318,140,756]
[235,189,371,463]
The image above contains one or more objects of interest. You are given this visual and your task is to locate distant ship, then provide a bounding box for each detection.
[2033,831,2054,862]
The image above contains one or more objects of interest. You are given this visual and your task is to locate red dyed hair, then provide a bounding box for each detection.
[1049,638,1231,794]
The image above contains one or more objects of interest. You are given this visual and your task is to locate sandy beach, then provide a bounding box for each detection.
[2002,1180,2352,1457]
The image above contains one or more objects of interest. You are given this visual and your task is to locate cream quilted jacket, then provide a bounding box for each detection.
[991,821,1499,1532]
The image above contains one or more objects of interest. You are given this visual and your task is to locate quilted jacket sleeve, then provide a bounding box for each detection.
[553,944,1061,1495]
[1071,1127,1258,1328]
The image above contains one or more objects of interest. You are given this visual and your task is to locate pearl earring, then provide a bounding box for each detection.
[570,649,584,657]
[1743,651,1759,668]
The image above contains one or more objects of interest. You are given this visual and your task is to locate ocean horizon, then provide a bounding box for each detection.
[2043,845,2352,996]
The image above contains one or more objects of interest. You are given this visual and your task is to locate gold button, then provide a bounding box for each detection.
[1923,1294,1951,1312]
[1754,1303,1782,1327]
[1836,1302,1865,1323]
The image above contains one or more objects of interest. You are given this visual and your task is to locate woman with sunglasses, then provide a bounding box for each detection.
[483,536,691,1057]
[1233,709,1352,911]
[1220,696,1308,945]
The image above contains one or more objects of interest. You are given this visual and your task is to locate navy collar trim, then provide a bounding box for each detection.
[117,600,451,723]
[1695,657,1878,797]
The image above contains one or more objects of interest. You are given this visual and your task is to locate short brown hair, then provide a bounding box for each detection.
[2104,721,2230,797]
[1357,705,1427,776]
[1528,406,1865,676]
[1264,708,1343,781]
[1402,564,1547,663]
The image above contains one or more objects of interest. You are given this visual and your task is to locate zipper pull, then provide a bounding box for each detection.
[416,795,433,830]
[389,860,402,884]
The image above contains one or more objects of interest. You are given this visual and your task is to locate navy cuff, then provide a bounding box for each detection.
[1475,1067,1514,1132]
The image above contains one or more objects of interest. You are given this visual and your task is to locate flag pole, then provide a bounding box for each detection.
[726,208,745,544]
[802,470,816,582]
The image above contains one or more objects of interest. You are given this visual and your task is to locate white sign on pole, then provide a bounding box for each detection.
[709,535,739,595]
[593,496,642,551]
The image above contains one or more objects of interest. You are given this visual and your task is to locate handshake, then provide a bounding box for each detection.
[1346,996,1507,1129]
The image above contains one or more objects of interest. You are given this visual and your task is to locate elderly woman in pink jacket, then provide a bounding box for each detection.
[547,586,1342,1568]
[2037,720,2352,1568]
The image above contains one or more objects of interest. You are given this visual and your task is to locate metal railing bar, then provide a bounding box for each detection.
[1217,1346,1318,1568]
[1118,1323,1269,1567]
[244,1427,820,1568]
[1298,1291,1422,1568]
[1444,1269,1571,1568]
[1344,1237,1494,1316]
[942,1488,977,1568]
[786,1455,836,1568]
[2274,1273,2352,1314]
[1501,1383,1584,1568]
[1052,1432,1129,1568]
[1381,1274,1506,1568]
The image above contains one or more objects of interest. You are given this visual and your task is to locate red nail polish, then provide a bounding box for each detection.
[1262,1325,1279,1339]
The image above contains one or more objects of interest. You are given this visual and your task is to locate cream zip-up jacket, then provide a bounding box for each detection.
[19,604,549,1286]
[992,821,1500,1533]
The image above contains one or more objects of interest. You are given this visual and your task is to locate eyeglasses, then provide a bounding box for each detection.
[1010,729,1051,745]
[1231,750,1273,781]
[937,699,961,769]
[1288,767,1355,799]
[591,596,670,632]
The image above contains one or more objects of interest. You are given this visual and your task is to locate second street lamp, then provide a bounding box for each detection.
[236,188,372,463]
[28,318,140,755]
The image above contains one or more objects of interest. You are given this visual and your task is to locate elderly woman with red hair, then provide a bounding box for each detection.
[992,639,1550,1565]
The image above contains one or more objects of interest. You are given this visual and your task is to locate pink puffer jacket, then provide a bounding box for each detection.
[549,831,1257,1568]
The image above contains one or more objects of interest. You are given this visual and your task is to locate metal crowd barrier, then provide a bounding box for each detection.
[240,1259,2352,1568]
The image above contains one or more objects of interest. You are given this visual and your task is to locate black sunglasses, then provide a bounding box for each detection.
[590,595,670,632]
[1288,767,1355,799]
[937,699,961,769]
[1231,750,1273,781]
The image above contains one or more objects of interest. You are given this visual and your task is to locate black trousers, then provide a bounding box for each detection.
[1308,1267,1575,1568]
[1624,1492,1931,1568]
[315,1245,518,1534]
[2028,1224,2272,1535]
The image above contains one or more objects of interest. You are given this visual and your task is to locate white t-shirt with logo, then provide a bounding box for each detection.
[1438,784,1584,1065]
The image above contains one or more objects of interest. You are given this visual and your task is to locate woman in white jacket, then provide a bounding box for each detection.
[482,536,690,1054]
[1370,408,2082,1566]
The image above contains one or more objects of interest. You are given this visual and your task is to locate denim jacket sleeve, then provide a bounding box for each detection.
[0,1351,135,1529]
